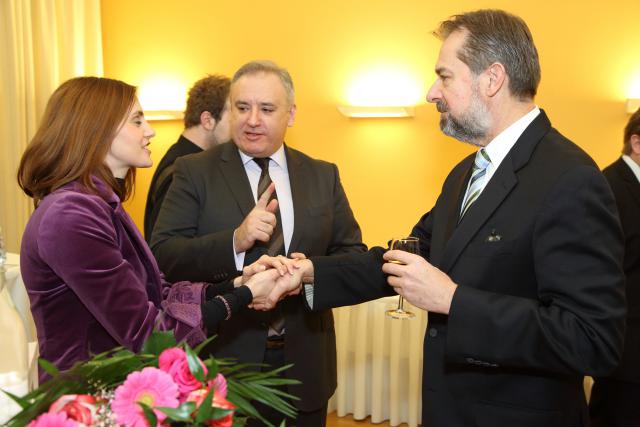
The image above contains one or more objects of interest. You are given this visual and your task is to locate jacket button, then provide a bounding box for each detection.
[466,357,475,364]
[429,328,438,337]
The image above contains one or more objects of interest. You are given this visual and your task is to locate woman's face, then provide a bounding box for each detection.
[105,99,155,178]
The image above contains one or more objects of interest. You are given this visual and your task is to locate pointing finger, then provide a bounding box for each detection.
[256,182,276,209]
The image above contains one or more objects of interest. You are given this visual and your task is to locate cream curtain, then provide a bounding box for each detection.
[0,0,103,252]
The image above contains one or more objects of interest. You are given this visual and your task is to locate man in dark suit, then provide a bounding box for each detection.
[264,10,626,427]
[144,74,231,242]
[589,108,640,426]
[150,60,366,426]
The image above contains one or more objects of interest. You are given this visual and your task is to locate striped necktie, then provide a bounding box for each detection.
[253,157,285,256]
[253,157,286,336]
[459,148,491,219]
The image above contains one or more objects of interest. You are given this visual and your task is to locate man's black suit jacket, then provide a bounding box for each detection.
[150,141,366,411]
[310,111,626,426]
[602,157,640,383]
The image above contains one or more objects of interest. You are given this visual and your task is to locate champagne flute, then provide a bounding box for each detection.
[385,237,419,319]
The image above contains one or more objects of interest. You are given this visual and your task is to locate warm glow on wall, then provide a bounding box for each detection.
[345,66,423,107]
[138,77,187,120]
[627,74,640,99]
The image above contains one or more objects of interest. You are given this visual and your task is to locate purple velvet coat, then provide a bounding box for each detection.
[20,178,206,381]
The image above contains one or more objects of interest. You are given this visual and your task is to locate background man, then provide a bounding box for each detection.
[144,74,231,241]
[270,10,626,427]
[151,60,366,426]
[590,108,640,426]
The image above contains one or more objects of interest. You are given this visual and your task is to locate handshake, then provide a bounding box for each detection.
[233,254,315,311]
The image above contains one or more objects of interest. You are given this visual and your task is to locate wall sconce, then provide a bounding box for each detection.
[340,67,422,119]
[627,98,640,114]
[138,78,186,121]
[144,110,184,121]
[337,105,415,118]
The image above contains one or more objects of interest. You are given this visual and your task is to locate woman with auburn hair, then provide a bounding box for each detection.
[17,77,282,381]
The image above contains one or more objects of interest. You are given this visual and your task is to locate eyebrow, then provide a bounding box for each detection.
[435,67,451,76]
[130,110,144,119]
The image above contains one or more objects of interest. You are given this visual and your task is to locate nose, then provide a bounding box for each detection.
[248,106,260,126]
[426,79,441,104]
[145,122,156,139]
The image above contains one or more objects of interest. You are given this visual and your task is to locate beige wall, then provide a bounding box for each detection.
[101,0,640,247]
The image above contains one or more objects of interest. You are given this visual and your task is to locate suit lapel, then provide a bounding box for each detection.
[285,145,308,255]
[218,143,255,217]
[439,110,552,273]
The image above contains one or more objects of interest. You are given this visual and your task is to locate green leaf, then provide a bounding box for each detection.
[194,334,217,354]
[204,356,219,380]
[1,389,30,409]
[138,402,158,427]
[141,331,176,355]
[157,401,196,422]
[195,386,215,423]
[185,345,205,382]
[38,358,59,377]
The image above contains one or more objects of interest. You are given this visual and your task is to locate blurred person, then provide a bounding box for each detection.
[17,76,281,383]
[151,61,366,426]
[589,108,640,426]
[144,74,231,241]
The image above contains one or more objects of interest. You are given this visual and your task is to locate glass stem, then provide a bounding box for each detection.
[397,296,405,312]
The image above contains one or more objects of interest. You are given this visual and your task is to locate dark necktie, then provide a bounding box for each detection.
[252,157,285,335]
[253,157,285,256]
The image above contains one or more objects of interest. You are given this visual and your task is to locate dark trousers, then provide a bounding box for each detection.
[246,345,328,427]
[589,377,640,427]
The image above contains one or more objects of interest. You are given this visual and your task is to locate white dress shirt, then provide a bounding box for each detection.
[233,144,294,270]
[622,154,640,184]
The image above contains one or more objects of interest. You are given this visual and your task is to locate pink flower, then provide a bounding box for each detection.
[158,348,207,401]
[27,412,78,427]
[49,394,97,425]
[208,373,228,399]
[186,388,235,427]
[111,367,179,427]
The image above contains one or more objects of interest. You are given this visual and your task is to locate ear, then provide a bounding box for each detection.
[200,111,216,131]
[287,104,297,127]
[484,62,507,97]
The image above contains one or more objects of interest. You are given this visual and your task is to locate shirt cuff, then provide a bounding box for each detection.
[232,230,246,271]
[304,283,314,309]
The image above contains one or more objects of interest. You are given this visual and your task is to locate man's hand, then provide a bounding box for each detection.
[382,250,457,314]
[260,258,314,309]
[244,268,280,309]
[234,183,279,253]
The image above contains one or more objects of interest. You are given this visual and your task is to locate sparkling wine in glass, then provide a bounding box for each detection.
[386,237,419,319]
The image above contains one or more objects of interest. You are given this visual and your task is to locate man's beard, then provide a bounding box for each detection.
[437,86,490,147]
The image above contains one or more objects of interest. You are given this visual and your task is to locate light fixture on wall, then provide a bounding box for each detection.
[339,67,422,118]
[627,98,640,114]
[138,78,186,121]
[337,105,415,118]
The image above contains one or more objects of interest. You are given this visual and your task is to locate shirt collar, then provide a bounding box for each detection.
[483,106,540,171]
[238,144,287,170]
[622,154,640,183]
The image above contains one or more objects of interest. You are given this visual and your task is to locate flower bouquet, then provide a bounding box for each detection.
[2,332,299,427]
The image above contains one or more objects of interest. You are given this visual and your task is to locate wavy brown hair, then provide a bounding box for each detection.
[18,77,137,206]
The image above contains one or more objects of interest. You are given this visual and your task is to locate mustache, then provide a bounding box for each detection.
[436,101,448,113]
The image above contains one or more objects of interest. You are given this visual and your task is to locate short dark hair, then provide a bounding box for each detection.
[232,60,295,105]
[183,74,231,128]
[434,9,541,100]
[623,108,640,155]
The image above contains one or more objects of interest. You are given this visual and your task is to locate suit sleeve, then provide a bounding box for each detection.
[446,166,626,376]
[151,157,238,283]
[311,197,436,310]
[325,164,368,256]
